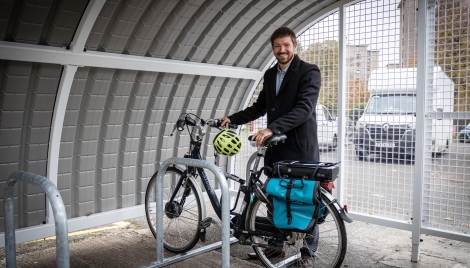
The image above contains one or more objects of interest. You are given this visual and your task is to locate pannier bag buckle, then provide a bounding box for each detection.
[285,178,296,225]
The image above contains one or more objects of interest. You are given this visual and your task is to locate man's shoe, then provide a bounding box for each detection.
[247,248,285,259]
[299,257,315,268]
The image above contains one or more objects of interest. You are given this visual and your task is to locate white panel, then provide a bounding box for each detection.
[0,41,262,80]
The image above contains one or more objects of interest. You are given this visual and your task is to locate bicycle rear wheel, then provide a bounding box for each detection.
[145,167,202,253]
[246,194,347,268]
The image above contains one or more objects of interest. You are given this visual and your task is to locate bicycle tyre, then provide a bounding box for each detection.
[246,193,347,268]
[145,167,202,253]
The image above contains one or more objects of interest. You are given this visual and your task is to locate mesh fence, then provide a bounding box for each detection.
[423,0,470,233]
[233,0,470,237]
[343,0,415,222]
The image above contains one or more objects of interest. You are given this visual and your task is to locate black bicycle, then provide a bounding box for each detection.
[145,113,351,267]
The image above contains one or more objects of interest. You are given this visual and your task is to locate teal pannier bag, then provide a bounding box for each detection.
[264,177,325,232]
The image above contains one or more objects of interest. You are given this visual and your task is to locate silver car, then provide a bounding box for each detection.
[459,123,470,142]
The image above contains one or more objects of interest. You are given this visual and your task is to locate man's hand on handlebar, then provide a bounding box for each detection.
[252,128,273,147]
[220,117,231,128]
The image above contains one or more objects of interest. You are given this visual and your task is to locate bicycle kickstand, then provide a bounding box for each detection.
[198,217,212,242]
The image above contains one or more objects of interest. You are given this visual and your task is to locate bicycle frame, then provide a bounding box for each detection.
[188,142,224,219]
[167,132,267,231]
[167,126,225,221]
[147,114,351,267]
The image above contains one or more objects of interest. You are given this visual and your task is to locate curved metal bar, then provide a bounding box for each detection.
[3,172,69,268]
[155,157,230,267]
[246,151,259,180]
[246,148,266,180]
[69,0,106,53]
[46,64,77,226]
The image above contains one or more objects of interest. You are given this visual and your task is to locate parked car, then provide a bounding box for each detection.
[459,123,470,142]
[251,104,337,150]
[316,104,338,150]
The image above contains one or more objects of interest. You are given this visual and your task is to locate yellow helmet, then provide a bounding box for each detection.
[213,129,242,156]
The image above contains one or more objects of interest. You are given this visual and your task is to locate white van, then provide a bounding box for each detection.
[353,66,454,161]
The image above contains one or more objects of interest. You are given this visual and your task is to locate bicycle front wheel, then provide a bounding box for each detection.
[145,167,202,253]
[246,194,347,268]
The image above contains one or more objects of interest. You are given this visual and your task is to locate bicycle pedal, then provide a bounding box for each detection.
[199,229,206,242]
[200,217,212,229]
[238,234,252,245]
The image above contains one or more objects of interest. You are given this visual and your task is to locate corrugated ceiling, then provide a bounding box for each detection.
[0,0,336,230]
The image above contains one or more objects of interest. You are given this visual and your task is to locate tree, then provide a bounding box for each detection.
[296,39,304,54]
[434,0,469,118]
[299,40,339,112]
[299,40,370,115]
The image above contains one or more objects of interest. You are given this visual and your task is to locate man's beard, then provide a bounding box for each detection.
[276,53,294,65]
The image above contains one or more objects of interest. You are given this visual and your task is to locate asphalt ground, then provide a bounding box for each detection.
[1,213,469,268]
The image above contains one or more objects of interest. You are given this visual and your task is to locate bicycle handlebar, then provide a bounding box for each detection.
[205,118,237,129]
[170,113,238,137]
[248,134,287,147]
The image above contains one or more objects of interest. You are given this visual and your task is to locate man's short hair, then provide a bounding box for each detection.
[270,27,297,47]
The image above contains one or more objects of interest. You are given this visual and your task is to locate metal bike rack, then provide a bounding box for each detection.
[3,171,70,268]
[143,157,233,268]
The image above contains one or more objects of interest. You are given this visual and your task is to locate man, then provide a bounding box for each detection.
[221,26,321,268]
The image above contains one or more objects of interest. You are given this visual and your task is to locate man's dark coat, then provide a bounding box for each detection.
[228,54,321,168]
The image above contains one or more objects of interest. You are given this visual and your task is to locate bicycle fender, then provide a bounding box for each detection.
[320,188,353,223]
[187,174,207,220]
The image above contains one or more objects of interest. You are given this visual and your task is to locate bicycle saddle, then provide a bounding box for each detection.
[248,134,287,147]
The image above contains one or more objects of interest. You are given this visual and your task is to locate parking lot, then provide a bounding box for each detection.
[320,140,470,234]
[236,131,470,236]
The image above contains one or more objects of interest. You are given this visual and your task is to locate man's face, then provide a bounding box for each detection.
[272,36,297,65]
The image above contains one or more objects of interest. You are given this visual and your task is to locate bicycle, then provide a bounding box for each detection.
[145,113,352,267]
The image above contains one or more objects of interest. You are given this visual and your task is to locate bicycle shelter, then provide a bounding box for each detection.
[0,0,469,266]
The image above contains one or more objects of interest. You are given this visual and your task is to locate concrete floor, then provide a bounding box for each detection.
[1,215,469,268]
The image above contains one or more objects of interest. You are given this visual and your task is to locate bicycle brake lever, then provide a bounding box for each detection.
[170,124,178,137]
[226,123,238,129]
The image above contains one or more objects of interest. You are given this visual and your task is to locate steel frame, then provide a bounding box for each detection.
[0,41,261,80]
[4,172,70,268]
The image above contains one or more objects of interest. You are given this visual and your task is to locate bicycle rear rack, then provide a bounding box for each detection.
[3,171,70,268]
[143,157,234,268]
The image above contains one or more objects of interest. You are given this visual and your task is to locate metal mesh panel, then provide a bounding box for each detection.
[423,0,470,234]
[233,14,342,181]
[232,83,265,184]
[231,0,470,240]
[298,12,340,162]
[344,0,414,222]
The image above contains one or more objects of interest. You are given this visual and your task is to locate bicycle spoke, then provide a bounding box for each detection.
[167,214,200,224]
[145,168,202,253]
[247,197,347,268]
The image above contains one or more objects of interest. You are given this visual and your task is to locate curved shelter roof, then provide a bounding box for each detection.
[0,0,341,242]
